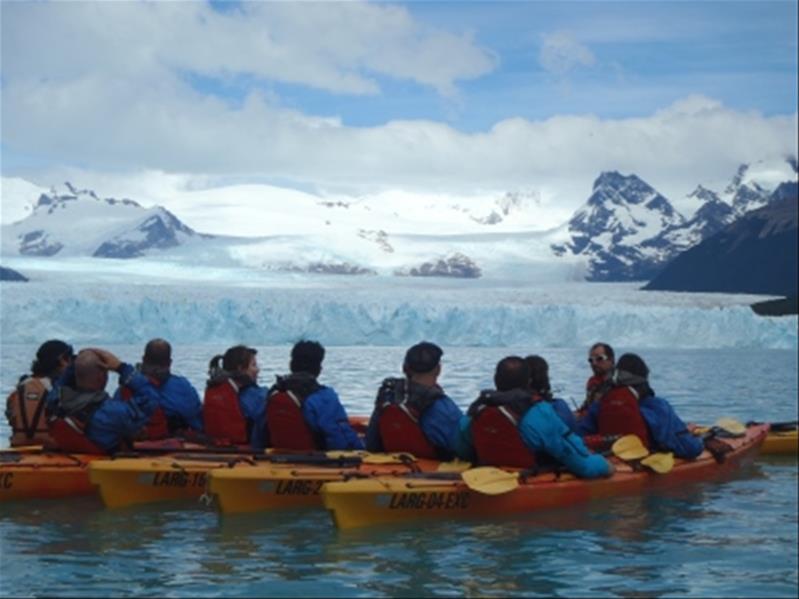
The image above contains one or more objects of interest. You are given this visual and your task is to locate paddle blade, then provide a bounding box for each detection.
[436,460,472,473]
[612,435,649,461]
[641,452,674,474]
[715,418,746,436]
[325,450,369,459]
[461,467,519,495]
[362,453,415,465]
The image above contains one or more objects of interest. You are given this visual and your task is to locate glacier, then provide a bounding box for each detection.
[1,274,795,350]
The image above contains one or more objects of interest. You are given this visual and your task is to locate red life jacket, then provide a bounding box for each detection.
[5,376,54,447]
[203,378,248,446]
[120,382,169,440]
[469,389,537,469]
[47,415,106,454]
[374,378,439,459]
[46,386,107,454]
[597,385,651,449]
[266,389,319,450]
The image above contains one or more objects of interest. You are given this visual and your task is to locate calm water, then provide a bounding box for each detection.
[1,344,797,597]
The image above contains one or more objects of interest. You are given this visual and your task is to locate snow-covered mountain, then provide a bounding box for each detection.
[550,171,687,281]
[1,181,573,280]
[1,182,202,258]
[2,158,795,282]
[552,159,797,281]
[646,188,798,296]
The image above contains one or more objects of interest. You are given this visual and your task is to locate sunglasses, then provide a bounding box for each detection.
[588,355,609,364]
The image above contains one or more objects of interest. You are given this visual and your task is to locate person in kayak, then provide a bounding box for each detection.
[579,342,615,412]
[5,339,74,447]
[365,341,470,460]
[463,356,613,477]
[203,345,268,449]
[266,340,363,450]
[577,353,704,459]
[525,354,579,433]
[45,348,160,454]
[112,338,203,439]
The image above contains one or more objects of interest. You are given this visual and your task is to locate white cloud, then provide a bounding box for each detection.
[538,31,597,76]
[9,95,796,225]
[0,1,495,96]
[1,3,796,220]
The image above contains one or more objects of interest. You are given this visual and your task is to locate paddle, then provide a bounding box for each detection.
[610,434,673,474]
[714,418,746,436]
[746,420,797,433]
[460,466,520,495]
[325,450,416,465]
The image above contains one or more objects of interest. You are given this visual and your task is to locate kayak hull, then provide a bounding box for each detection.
[322,424,768,530]
[208,458,451,514]
[89,457,236,508]
[762,430,798,455]
[0,453,102,501]
[90,451,452,509]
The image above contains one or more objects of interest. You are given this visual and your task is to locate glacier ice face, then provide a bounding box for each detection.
[1,276,795,350]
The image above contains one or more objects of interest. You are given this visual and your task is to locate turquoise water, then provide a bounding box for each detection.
[1,345,797,597]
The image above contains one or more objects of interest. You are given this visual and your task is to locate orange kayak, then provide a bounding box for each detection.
[322,424,769,529]
[0,451,104,501]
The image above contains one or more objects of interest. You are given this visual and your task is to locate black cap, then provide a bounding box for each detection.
[403,342,443,374]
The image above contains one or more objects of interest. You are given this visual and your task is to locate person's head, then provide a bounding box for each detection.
[614,353,654,398]
[615,353,649,380]
[31,339,74,378]
[220,345,259,382]
[74,349,108,392]
[524,355,550,395]
[494,356,530,392]
[290,340,325,377]
[588,342,615,377]
[142,338,172,369]
[403,341,443,381]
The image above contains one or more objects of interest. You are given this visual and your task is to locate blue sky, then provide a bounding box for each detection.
[191,1,798,130]
[1,0,797,209]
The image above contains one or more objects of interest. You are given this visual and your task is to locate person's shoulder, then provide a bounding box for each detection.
[166,374,196,388]
[311,384,338,400]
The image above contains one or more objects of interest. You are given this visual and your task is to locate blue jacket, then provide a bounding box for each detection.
[461,400,612,479]
[365,393,469,460]
[302,386,364,451]
[113,373,203,433]
[239,383,268,450]
[578,393,704,459]
[49,363,160,453]
[547,397,579,434]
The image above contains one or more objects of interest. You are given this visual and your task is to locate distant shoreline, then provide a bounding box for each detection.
[751,296,799,316]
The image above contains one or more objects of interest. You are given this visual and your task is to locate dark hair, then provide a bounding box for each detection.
[615,353,654,398]
[143,338,171,368]
[524,355,551,397]
[590,342,615,362]
[208,345,257,375]
[290,340,325,376]
[494,356,530,392]
[616,353,649,379]
[403,341,443,375]
[31,339,73,377]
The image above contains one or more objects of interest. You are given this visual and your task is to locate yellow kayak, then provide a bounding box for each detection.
[89,450,440,509]
[208,455,465,514]
[761,421,798,455]
[89,455,237,508]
